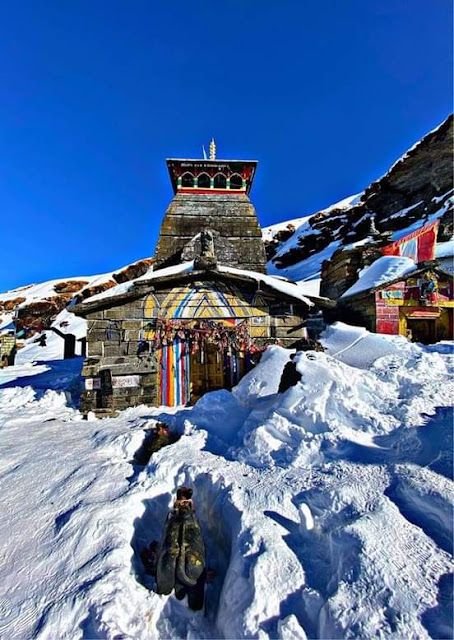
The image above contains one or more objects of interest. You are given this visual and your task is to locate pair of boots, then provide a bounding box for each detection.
[142,488,206,610]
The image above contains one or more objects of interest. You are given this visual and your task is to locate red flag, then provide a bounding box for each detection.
[382,220,438,262]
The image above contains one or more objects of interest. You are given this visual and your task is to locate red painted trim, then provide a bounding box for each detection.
[178,188,246,195]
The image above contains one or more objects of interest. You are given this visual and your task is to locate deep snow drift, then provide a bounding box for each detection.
[0,323,452,639]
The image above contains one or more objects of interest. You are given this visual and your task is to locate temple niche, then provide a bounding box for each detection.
[73,145,328,417]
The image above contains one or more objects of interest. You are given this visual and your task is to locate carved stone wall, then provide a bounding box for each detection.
[181,230,240,266]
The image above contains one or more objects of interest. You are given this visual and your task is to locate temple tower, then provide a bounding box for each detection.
[154,145,267,273]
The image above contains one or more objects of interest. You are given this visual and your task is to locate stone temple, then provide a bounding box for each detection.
[73,146,327,417]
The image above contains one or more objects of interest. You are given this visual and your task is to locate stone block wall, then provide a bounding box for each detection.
[80,299,160,416]
[77,279,311,416]
[155,194,267,272]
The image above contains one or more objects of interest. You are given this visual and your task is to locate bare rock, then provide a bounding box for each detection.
[54,280,89,294]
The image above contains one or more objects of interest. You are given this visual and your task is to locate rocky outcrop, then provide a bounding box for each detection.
[265,224,296,260]
[267,115,453,280]
[16,296,73,332]
[76,280,117,302]
[112,258,154,284]
[53,280,89,294]
[0,297,26,313]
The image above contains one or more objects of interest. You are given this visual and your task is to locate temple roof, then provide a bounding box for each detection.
[72,261,334,315]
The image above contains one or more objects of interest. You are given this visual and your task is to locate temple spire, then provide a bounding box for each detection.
[209,137,216,160]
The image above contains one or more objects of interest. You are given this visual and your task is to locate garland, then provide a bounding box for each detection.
[141,318,265,355]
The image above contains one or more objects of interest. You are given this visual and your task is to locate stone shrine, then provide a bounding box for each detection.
[73,145,328,416]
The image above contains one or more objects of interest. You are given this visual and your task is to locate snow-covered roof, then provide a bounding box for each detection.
[80,260,320,308]
[216,265,313,306]
[82,262,192,304]
[341,256,417,299]
[436,240,454,259]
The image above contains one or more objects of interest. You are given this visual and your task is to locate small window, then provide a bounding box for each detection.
[197,173,211,189]
[213,173,227,189]
[181,172,194,188]
[230,174,243,190]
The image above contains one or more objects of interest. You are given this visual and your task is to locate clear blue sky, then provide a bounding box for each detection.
[0,0,452,291]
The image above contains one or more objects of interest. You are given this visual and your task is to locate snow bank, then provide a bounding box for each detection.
[321,321,417,368]
[233,345,292,405]
[0,324,452,640]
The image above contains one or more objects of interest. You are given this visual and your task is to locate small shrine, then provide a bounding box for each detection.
[338,221,453,343]
[73,143,330,416]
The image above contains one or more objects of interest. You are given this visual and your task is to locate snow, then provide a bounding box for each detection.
[217,265,314,306]
[436,240,454,276]
[83,261,315,308]
[0,322,452,639]
[320,321,423,369]
[341,255,416,298]
[268,194,361,262]
[263,195,362,295]
[0,276,95,305]
[0,258,154,330]
[261,214,313,242]
[0,275,98,332]
[391,196,453,241]
[268,241,342,296]
[82,262,192,303]
[388,201,423,219]
[433,188,454,204]
[436,239,454,259]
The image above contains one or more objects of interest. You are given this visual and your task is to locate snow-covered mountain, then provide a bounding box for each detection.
[264,115,453,294]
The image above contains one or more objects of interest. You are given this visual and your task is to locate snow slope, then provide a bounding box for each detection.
[0,324,452,639]
[0,258,153,334]
[265,194,361,293]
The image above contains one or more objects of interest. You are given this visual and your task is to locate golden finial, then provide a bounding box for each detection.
[209,137,216,160]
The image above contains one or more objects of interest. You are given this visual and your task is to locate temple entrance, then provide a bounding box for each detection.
[189,346,254,403]
[406,318,437,343]
[157,315,264,406]
[190,344,225,402]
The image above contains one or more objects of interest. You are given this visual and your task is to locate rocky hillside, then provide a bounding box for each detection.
[264,115,453,293]
[0,258,153,335]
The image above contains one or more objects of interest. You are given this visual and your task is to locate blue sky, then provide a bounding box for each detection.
[0,0,452,291]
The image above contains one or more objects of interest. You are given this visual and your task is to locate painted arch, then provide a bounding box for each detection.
[159,281,268,320]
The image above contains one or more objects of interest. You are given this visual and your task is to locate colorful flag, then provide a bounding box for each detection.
[382,220,438,263]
